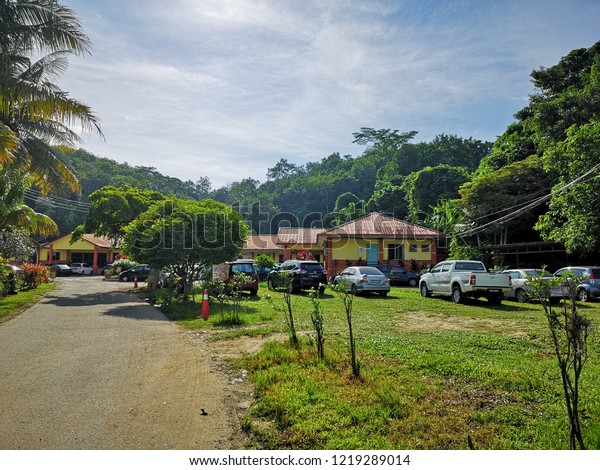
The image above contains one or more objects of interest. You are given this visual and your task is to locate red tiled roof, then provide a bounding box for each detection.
[40,233,117,248]
[318,212,445,239]
[276,227,322,245]
[81,234,115,248]
[245,234,283,251]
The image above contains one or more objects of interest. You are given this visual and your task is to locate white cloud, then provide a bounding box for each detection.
[60,0,600,187]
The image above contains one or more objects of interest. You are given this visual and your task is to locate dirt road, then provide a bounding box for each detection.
[0,276,249,449]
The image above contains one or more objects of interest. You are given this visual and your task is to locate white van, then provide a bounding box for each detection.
[71,263,93,275]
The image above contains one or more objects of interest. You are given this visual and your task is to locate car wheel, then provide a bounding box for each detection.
[420,283,430,298]
[577,288,590,302]
[249,289,258,296]
[121,275,129,282]
[379,291,388,296]
[516,288,529,303]
[488,295,503,305]
[319,286,325,295]
[408,278,418,287]
[267,278,275,291]
[451,286,463,304]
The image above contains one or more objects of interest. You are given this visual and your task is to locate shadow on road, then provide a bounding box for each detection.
[43,290,169,321]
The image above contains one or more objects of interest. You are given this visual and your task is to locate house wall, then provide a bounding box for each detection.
[37,235,119,273]
[327,237,436,272]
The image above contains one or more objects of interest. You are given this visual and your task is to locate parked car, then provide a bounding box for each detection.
[419,260,512,304]
[52,264,72,276]
[552,266,600,302]
[502,268,559,303]
[334,266,391,296]
[212,259,259,295]
[70,262,93,275]
[374,265,419,287]
[118,264,150,282]
[255,265,272,281]
[267,260,327,294]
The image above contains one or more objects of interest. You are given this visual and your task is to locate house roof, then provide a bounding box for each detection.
[276,227,322,245]
[245,234,283,251]
[40,233,117,248]
[81,234,115,248]
[318,212,446,239]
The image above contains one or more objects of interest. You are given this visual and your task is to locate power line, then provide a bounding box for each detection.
[23,194,90,214]
[23,188,92,209]
[458,162,600,237]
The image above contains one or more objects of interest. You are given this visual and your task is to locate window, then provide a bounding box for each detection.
[421,243,430,252]
[52,251,61,261]
[409,244,418,253]
[387,244,403,260]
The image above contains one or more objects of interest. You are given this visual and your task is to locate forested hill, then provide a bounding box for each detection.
[58,148,212,200]
[31,134,492,236]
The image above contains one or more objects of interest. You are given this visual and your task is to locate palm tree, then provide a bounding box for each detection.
[1,0,103,194]
[0,166,57,237]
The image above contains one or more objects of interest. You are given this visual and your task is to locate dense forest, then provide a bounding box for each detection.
[22,39,600,265]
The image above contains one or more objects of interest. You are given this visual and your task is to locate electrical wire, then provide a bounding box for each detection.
[458,161,600,237]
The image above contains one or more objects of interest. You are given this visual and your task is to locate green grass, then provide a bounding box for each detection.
[157,283,600,450]
[0,282,56,322]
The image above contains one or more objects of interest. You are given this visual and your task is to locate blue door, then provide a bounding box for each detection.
[366,244,379,265]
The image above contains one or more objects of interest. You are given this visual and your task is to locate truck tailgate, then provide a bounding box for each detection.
[474,273,511,288]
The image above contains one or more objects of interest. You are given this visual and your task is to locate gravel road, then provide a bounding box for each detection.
[0,276,248,449]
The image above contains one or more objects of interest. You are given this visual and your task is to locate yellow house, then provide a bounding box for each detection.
[37,233,120,274]
[263,212,446,273]
[319,213,446,273]
[276,227,324,262]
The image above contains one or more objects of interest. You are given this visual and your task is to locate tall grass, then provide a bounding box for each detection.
[161,283,600,449]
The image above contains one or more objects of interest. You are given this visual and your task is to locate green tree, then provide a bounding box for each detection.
[457,156,552,248]
[366,180,408,219]
[0,0,102,194]
[0,167,58,239]
[254,253,275,270]
[404,164,470,222]
[535,121,600,253]
[122,198,248,296]
[72,185,165,244]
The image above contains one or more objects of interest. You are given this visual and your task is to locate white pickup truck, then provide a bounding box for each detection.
[419,260,512,304]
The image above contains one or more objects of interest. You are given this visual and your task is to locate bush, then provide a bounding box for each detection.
[20,263,47,290]
[0,257,10,296]
[112,259,136,272]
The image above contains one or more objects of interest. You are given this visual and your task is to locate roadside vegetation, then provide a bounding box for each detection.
[0,281,55,323]
[156,282,600,450]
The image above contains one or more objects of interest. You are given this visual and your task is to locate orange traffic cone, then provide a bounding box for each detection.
[198,289,210,320]
[133,276,138,288]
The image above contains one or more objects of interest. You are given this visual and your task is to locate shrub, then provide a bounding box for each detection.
[112,259,136,272]
[20,263,47,290]
[0,257,10,296]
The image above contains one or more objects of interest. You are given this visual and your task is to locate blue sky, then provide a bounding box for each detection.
[60,0,600,188]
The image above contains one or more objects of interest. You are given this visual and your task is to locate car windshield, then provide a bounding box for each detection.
[358,267,383,275]
[300,263,324,273]
[454,262,485,271]
[523,269,544,277]
[231,264,254,274]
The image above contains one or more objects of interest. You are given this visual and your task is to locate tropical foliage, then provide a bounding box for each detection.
[0,0,101,256]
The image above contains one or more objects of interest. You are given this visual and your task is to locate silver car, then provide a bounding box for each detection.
[502,269,549,303]
[335,266,391,296]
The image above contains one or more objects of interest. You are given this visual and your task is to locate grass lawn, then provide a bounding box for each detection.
[157,283,600,450]
[0,282,56,323]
